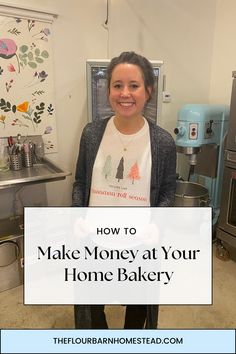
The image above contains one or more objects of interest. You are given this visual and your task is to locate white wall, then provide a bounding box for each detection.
[1,0,230,210]
[209,0,236,104]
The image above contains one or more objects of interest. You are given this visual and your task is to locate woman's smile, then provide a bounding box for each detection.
[118,101,135,107]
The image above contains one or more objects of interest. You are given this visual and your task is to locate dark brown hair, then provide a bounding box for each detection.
[107,51,155,101]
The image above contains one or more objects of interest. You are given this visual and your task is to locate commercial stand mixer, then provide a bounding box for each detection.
[174,104,229,228]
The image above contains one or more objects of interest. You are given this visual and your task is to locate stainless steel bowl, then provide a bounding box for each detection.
[175,180,209,207]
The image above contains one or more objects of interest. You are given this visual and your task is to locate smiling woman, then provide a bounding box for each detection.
[72,51,176,330]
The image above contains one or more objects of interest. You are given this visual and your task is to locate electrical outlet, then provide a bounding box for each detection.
[162,91,171,103]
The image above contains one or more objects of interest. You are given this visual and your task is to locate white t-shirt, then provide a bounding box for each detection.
[89,117,152,206]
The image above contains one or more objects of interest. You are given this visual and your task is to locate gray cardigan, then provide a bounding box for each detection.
[72,117,176,329]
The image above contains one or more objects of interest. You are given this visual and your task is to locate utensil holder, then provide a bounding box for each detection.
[23,151,34,168]
[10,153,23,171]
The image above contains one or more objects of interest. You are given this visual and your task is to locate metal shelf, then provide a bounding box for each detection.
[0,157,71,189]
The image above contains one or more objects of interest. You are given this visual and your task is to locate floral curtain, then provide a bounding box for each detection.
[0,12,57,153]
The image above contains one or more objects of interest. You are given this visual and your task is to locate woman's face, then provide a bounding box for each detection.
[109,63,151,120]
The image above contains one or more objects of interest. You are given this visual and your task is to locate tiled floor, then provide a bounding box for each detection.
[1,245,236,329]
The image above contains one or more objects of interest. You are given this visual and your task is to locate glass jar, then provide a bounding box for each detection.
[34,141,45,163]
[0,144,10,172]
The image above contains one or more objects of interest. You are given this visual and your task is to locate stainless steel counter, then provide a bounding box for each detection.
[0,157,71,189]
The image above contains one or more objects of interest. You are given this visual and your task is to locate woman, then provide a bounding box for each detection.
[72,51,176,329]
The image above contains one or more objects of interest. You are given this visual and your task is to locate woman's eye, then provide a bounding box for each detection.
[113,84,122,89]
[130,84,139,89]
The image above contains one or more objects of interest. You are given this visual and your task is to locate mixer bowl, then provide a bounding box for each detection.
[175,180,209,207]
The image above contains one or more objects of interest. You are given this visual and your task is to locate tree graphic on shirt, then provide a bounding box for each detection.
[102,155,112,179]
[128,162,141,184]
[116,157,124,182]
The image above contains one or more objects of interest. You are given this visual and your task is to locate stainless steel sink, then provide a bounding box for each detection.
[0,157,71,189]
[0,215,24,239]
